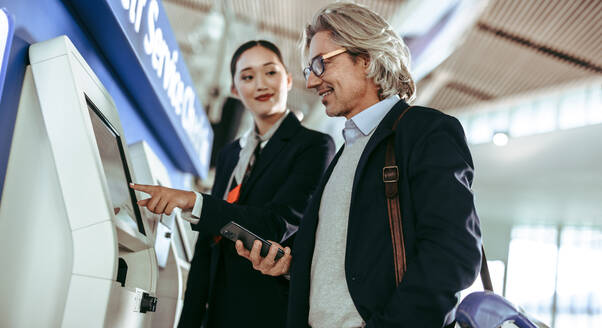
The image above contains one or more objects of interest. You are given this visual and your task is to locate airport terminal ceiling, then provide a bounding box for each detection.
[163,0,601,119]
[162,0,602,229]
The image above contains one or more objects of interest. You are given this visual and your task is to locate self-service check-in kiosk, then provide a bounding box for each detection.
[0,35,158,327]
[128,141,198,328]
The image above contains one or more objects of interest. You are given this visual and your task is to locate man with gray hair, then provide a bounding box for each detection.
[237,2,482,327]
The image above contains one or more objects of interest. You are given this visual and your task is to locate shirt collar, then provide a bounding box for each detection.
[240,109,290,148]
[349,95,400,136]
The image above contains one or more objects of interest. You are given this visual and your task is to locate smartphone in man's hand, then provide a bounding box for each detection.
[220,221,285,261]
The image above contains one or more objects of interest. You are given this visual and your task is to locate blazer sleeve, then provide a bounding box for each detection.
[367,115,482,327]
[191,133,335,243]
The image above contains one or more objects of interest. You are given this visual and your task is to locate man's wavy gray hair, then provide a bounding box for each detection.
[301,2,416,103]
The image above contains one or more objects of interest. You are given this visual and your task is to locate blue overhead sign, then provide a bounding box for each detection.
[67,0,213,178]
[0,8,14,101]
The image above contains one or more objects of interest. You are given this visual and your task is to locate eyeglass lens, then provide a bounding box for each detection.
[304,57,324,80]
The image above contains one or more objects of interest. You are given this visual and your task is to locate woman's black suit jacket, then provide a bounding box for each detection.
[178,113,335,328]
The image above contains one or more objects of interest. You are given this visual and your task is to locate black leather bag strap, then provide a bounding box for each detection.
[384,106,493,291]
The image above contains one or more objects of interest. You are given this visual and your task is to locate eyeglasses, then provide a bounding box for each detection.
[303,48,347,81]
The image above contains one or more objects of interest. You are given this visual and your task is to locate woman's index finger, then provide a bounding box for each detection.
[129,183,153,193]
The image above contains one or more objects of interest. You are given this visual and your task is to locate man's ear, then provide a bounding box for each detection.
[360,56,370,73]
[286,72,293,91]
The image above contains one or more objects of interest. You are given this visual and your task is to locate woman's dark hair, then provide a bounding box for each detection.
[230,40,287,80]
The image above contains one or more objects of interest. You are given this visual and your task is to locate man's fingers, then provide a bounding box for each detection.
[280,247,292,275]
[137,198,150,207]
[279,246,291,263]
[269,247,289,274]
[235,239,291,276]
[266,247,290,275]
[263,244,279,266]
[256,244,279,274]
[235,240,251,260]
[249,240,262,266]
[266,240,283,249]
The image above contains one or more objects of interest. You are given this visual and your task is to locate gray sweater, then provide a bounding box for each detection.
[308,129,373,328]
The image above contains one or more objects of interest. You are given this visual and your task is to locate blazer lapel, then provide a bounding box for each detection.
[239,113,301,200]
[350,100,409,203]
[306,145,344,225]
[212,144,240,199]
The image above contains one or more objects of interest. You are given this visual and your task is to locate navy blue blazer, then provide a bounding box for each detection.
[178,113,335,328]
[287,101,482,328]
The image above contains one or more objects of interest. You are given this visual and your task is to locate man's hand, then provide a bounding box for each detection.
[236,239,292,277]
[129,183,196,215]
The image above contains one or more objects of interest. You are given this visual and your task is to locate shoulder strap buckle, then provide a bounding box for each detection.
[383,165,399,183]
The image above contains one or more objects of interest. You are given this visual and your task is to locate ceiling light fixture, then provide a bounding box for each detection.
[492,131,509,146]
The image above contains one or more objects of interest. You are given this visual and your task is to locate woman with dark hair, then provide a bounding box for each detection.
[131,40,334,327]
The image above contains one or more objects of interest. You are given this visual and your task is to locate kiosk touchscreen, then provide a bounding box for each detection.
[129,141,197,328]
[88,99,146,235]
[0,36,157,328]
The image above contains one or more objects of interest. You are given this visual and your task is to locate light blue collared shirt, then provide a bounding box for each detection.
[342,95,400,146]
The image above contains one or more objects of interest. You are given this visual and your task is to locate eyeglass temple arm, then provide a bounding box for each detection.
[322,48,347,60]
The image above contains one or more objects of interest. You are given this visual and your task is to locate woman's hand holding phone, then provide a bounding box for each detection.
[236,239,292,277]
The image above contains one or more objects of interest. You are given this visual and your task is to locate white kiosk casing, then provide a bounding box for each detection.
[0,36,158,327]
[128,141,198,328]
[129,141,174,268]
[129,142,198,266]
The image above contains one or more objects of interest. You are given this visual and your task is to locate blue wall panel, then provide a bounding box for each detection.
[66,0,213,178]
[0,0,193,200]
